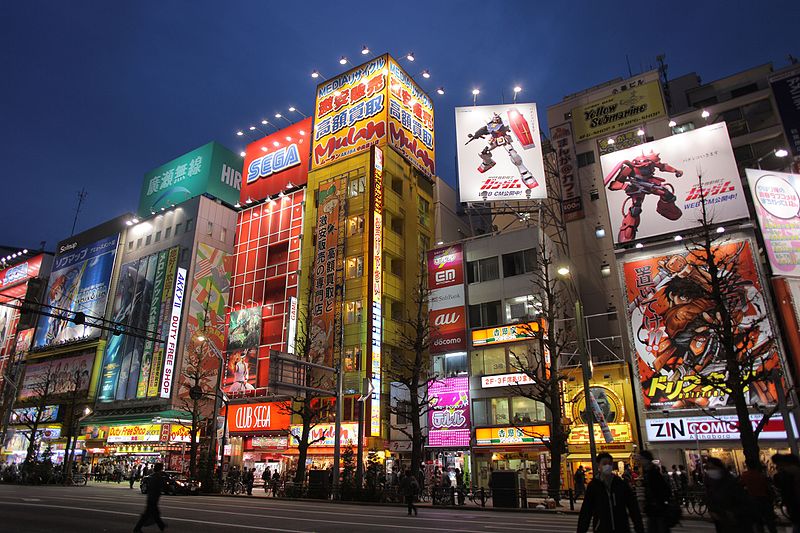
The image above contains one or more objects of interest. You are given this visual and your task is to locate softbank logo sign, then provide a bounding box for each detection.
[247,144,301,183]
[429,285,465,311]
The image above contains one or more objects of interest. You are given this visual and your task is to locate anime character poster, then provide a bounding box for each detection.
[34,234,119,348]
[222,348,257,394]
[19,351,95,400]
[622,239,780,411]
[600,123,749,244]
[227,307,262,351]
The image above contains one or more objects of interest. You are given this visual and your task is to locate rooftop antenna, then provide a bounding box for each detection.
[625,55,633,78]
[71,188,87,236]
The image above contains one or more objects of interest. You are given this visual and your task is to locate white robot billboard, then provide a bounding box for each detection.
[455,103,547,202]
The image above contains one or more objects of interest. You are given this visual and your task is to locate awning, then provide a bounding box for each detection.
[81,409,193,427]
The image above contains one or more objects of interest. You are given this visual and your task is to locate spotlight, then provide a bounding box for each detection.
[674,235,683,241]
[436,87,445,95]
[668,120,677,128]
[406,52,415,62]
[776,148,789,158]
[339,56,348,65]
[635,243,644,249]
[361,45,370,55]
[311,70,320,79]
[239,151,246,157]
[701,110,710,119]
[607,137,615,145]
[595,225,606,239]
[600,262,612,278]
[637,129,645,137]
[422,69,431,79]
[472,89,480,96]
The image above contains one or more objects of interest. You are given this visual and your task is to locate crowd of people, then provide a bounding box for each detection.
[576,451,800,533]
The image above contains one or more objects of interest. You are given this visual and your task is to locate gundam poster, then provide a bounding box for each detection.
[455,104,547,202]
[33,234,119,348]
[601,123,748,244]
[622,239,781,411]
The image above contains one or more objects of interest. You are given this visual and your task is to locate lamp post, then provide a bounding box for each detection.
[756,148,790,169]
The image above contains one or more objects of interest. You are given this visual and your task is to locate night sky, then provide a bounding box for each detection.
[3,0,797,250]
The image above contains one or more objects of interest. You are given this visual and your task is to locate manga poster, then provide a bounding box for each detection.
[622,239,780,411]
[222,348,257,394]
[34,234,120,348]
[227,306,262,351]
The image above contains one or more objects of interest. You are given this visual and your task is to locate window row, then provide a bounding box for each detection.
[472,396,548,426]
[467,248,536,284]
[471,343,538,377]
[128,218,194,251]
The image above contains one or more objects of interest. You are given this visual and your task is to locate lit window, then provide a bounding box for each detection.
[347,215,365,236]
[345,300,363,324]
[345,256,364,279]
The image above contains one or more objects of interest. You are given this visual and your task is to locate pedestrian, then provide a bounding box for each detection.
[574,465,586,499]
[245,467,255,496]
[577,452,644,533]
[455,468,465,506]
[129,464,137,489]
[771,453,800,532]
[133,462,167,532]
[400,469,419,517]
[622,463,634,487]
[271,471,280,498]
[704,457,752,533]
[262,467,271,494]
[739,458,777,533]
[638,450,675,533]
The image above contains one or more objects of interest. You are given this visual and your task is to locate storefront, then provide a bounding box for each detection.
[562,362,640,487]
[426,376,471,485]
[645,414,794,480]
[225,401,291,477]
[472,425,550,490]
[283,422,360,474]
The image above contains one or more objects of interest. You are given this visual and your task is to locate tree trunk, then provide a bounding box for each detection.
[295,422,310,484]
[24,420,40,465]
[189,416,199,480]
[410,397,423,475]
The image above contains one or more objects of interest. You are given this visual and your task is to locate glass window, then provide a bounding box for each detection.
[469,301,502,329]
[491,398,510,425]
[433,352,467,377]
[155,231,161,243]
[502,249,535,277]
[390,215,404,235]
[175,223,182,235]
[348,175,365,197]
[418,197,430,226]
[483,346,507,376]
[345,301,363,324]
[206,220,213,235]
[576,151,595,168]
[743,99,778,133]
[221,227,227,242]
[145,235,151,245]
[347,215,364,236]
[185,218,193,233]
[395,400,413,425]
[164,227,172,239]
[127,241,133,251]
[472,399,490,426]
[467,257,499,283]
[345,256,363,279]
[511,397,545,424]
[343,346,361,372]
[136,238,142,249]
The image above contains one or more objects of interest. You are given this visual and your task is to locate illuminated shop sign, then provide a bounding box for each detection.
[160,267,187,399]
[472,321,539,347]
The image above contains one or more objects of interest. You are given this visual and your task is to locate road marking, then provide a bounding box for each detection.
[0,501,310,532]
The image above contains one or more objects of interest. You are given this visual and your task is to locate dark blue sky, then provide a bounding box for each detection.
[2,0,797,250]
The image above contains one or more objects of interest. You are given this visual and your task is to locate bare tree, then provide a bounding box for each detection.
[61,369,88,482]
[672,177,781,466]
[176,339,217,480]
[15,364,59,466]
[507,241,573,501]
[385,277,437,475]
[278,288,333,485]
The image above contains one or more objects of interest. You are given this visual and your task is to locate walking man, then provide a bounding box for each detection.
[577,452,644,533]
[133,462,166,532]
[638,450,674,533]
[400,469,419,517]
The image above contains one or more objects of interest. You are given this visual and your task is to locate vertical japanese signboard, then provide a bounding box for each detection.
[370,146,384,437]
[770,66,800,157]
[427,244,466,354]
[309,181,342,367]
[160,267,187,399]
[550,122,583,221]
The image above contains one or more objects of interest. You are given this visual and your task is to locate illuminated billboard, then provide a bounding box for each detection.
[242,117,312,202]
[455,103,547,202]
[746,168,800,277]
[550,122,583,221]
[571,80,666,142]
[138,142,242,216]
[621,239,780,411]
[427,244,466,354]
[427,377,470,447]
[34,233,119,348]
[600,123,749,244]
[312,54,435,177]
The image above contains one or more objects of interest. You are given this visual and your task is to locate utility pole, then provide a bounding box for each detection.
[71,188,87,236]
[575,301,598,469]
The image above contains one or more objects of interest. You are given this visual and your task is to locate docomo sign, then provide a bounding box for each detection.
[160,267,187,399]
[428,244,466,354]
[481,373,535,388]
[228,402,291,434]
[646,415,791,442]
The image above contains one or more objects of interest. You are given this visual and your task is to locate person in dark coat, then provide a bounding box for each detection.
[574,465,587,499]
[739,458,777,533]
[133,462,167,532]
[704,457,753,533]
[638,450,673,533]
[245,467,255,496]
[577,452,644,533]
[400,469,419,516]
[772,453,800,532]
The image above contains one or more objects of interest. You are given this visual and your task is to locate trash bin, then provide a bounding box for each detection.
[490,471,519,508]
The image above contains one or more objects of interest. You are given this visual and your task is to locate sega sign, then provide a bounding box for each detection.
[247,144,301,183]
[240,117,312,203]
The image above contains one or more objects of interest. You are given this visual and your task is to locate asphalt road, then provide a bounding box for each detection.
[0,482,717,532]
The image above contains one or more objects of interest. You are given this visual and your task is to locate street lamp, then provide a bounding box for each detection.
[756,148,790,169]
[472,88,480,106]
[288,106,308,119]
[513,85,522,103]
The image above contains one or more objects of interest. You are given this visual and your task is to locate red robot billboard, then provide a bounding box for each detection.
[455,104,547,202]
[621,239,781,411]
[600,123,748,244]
